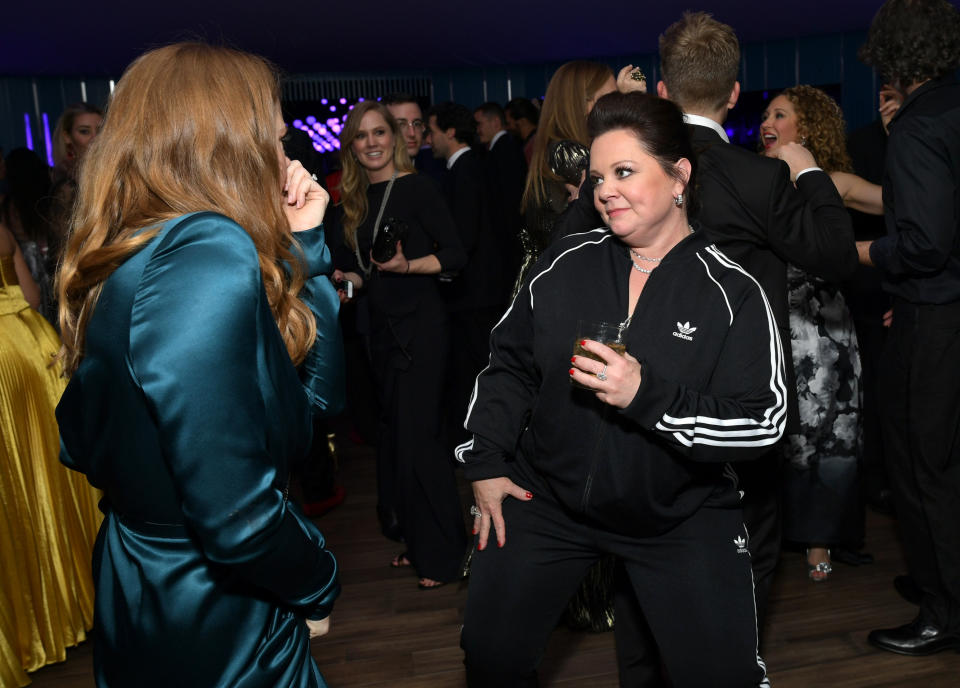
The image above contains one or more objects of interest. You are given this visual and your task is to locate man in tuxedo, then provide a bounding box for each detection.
[505,97,539,166]
[474,102,526,282]
[426,102,506,448]
[611,11,857,685]
[383,93,445,184]
[857,0,960,657]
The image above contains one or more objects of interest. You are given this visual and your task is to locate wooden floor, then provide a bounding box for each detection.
[27,439,960,687]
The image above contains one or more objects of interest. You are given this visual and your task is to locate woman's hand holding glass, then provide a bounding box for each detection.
[283,158,330,232]
[570,339,643,408]
[471,477,533,551]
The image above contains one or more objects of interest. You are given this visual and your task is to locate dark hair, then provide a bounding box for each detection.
[659,11,740,113]
[1,147,53,245]
[587,92,698,219]
[474,101,505,126]
[382,92,421,108]
[859,0,960,87]
[426,102,476,145]
[505,97,540,126]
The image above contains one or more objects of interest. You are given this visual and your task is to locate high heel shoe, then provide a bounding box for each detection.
[806,547,832,582]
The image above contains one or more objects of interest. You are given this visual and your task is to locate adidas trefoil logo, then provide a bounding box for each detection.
[672,321,697,341]
[734,535,748,554]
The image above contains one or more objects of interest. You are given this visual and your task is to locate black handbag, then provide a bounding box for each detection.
[548,139,590,186]
[371,216,408,263]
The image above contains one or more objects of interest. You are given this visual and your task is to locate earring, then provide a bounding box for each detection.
[800,135,807,147]
[674,193,684,208]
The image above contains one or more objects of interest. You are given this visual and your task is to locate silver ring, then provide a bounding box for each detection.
[597,366,608,382]
[310,173,318,181]
[469,505,482,518]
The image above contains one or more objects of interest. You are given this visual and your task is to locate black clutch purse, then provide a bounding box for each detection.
[371,216,408,264]
[547,139,590,186]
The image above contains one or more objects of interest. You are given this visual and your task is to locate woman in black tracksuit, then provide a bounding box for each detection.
[458,93,785,687]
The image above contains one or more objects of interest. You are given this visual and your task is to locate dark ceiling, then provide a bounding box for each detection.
[0,1,914,77]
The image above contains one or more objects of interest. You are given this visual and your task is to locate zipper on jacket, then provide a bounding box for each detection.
[580,246,649,514]
[579,407,610,513]
[580,311,636,511]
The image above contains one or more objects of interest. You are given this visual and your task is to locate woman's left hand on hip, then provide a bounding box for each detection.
[570,340,643,409]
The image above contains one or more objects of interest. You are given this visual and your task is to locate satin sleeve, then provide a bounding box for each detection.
[292,224,346,417]
[291,223,334,278]
[128,214,339,618]
[299,273,346,418]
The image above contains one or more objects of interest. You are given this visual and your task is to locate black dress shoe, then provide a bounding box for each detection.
[831,547,874,566]
[894,575,922,606]
[868,617,960,656]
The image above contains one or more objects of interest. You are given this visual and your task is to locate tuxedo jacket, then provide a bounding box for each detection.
[485,134,527,235]
[441,149,506,310]
[690,123,857,430]
[483,134,526,284]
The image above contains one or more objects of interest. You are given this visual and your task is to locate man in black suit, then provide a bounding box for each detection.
[611,11,857,685]
[857,0,960,657]
[427,102,506,448]
[504,97,539,166]
[474,101,526,283]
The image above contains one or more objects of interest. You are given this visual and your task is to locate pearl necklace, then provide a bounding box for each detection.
[627,224,695,274]
[629,248,662,263]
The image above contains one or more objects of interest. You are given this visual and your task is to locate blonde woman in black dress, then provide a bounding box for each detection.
[335,101,468,589]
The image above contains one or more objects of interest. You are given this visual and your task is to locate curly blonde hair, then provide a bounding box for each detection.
[778,86,852,174]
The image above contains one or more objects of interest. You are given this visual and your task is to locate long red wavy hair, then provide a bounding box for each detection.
[57,42,316,374]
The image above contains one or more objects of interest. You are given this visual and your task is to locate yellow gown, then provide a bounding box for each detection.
[0,254,102,686]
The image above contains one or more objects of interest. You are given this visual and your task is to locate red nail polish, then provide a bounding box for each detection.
[569,368,575,375]
[580,339,586,346]
[570,356,576,363]
[498,541,504,548]
[525,492,533,499]
[472,527,478,535]
[478,543,485,551]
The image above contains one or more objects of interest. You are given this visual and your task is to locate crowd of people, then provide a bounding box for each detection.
[2,0,959,686]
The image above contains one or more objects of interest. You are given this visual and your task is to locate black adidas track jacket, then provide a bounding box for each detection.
[457,227,787,537]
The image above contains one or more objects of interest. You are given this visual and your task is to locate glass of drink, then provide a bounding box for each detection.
[572,320,627,389]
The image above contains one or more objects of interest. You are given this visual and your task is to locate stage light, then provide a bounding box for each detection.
[42,113,54,167]
[23,114,33,150]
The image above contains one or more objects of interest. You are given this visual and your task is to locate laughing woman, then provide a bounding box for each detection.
[335,101,468,589]
[760,85,870,581]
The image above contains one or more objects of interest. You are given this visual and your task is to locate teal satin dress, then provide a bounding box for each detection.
[56,212,343,687]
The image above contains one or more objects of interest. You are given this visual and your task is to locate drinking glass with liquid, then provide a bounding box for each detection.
[572,320,627,388]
